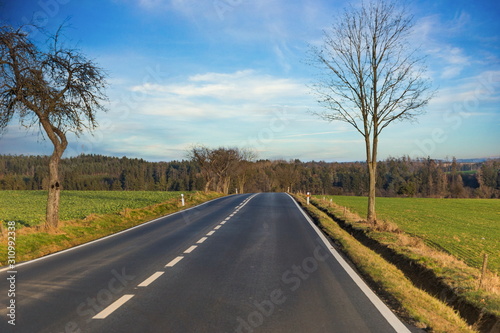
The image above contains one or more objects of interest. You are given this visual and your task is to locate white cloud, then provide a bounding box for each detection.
[189,70,253,82]
[449,11,471,33]
[412,15,473,80]
[446,47,469,65]
[279,131,351,138]
[411,15,438,43]
[129,69,310,111]
[441,66,462,80]
[435,46,470,79]
[138,0,166,8]
[430,70,500,108]
[413,11,470,41]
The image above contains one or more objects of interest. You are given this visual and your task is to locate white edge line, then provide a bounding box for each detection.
[286,193,411,333]
[92,294,134,319]
[165,256,184,267]
[0,195,234,273]
[137,271,164,287]
[184,245,197,254]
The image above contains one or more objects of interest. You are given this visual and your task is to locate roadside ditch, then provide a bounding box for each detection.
[299,196,499,333]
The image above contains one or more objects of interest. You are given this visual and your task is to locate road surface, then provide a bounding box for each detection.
[0,193,415,332]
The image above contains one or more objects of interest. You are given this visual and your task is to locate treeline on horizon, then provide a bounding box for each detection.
[0,154,499,198]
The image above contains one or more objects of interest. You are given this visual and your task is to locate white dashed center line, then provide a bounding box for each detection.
[138,271,164,287]
[91,195,260,322]
[165,256,184,267]
[197,237,208,244]
[184,245,198,254]
[93,294,135,319]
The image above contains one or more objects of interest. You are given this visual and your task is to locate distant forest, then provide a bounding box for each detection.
[0,154,499,198]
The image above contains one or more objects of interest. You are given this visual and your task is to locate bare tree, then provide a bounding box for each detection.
[309,0,433,223]
[189,146,254,194]
[274,161,300,192]
[0,26,107,229]
[211,147,241,194]
[235,148,257,194]
[189,146,215,192]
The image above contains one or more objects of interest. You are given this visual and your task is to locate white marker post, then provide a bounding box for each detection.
[181,194,185,206]
[306,192,311,205]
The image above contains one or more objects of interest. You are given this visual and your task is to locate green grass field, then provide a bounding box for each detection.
[0,191,222,265]
[0,190,187,227]
[315,195,500,273]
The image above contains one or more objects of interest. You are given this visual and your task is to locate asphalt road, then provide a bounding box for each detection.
[0,193,415,332]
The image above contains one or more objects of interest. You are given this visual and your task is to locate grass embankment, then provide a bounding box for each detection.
[295,194,474,332]
[0,191,224,265]
[320,195,500,273]
[309,195,500,331]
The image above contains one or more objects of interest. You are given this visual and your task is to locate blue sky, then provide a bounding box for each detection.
[0,0,499,162]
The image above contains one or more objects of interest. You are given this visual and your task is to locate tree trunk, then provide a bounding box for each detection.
[237,179,245,194]
[223,176,230,195]
[40,119,68,230]
[366,132,378,224]
[237,173,247,194]
[204,179,212,192]
[45,151,62,230]
[367,162,377,224]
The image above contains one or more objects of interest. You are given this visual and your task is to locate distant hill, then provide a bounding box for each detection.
[456,157,500,163]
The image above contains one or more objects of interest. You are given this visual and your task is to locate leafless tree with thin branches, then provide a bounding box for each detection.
[0,25,108,229]
[309,0,434,223]
[188,146,256,194]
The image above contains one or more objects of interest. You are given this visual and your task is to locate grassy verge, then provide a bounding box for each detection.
[316,195,500,273]
[308,195,500,331]
[294,194,475,332]
[0,191,224,265]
